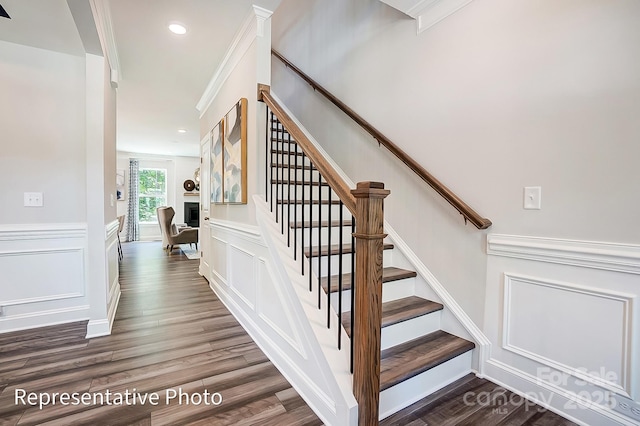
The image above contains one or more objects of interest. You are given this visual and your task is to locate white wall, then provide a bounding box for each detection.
[116,152,199,241]
[0,40,86,224]
[271,0,640,334]
[199,42,260,226]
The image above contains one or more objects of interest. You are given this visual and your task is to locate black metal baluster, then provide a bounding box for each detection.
[265,107,268,203]
[294,142,298,260]
[317,173,322,309]
[350,216,355,374]
[301,151,305,275]
[338,200,344,349]
[281,132,285,234]
[270,113,274,212]
[308,157,313,292]
[275,120,279,222]
[327,187,332,328]
[287,132,292,244]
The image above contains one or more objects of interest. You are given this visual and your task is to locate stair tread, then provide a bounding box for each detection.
[276,199,341,205]
[324,267,416,293]
[304,243,393,257]
[341,295,442,336]
[290,220,350,228]
[380,331,475,391]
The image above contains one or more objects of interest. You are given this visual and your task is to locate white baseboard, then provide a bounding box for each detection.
[86,318,112,338]
[485,359,640,426]
[0,305,89,334]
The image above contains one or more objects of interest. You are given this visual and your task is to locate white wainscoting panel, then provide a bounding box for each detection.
[211,236,228,284]
[256,258,302,354]
[485,233,640,426]
[503,273,633,395]
[0,248,84,304]
[228,245,256,310]
[105,219,121,333]
[208,215,357,426]
[0,223,89,332]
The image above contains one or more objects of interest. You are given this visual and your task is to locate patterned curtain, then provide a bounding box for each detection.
[126,159,140,241]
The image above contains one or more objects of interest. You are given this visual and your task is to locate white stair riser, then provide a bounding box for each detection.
[380,311,442,350]
[310,249,393,278]
[379,350,473,420]
[330,276,416,312]
[293,226,353,247]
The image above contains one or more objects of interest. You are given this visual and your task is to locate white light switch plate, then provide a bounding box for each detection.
[24,192,43,207]
[524,187,541,209]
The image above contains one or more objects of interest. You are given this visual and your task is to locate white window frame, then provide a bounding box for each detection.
[138,168,168,224]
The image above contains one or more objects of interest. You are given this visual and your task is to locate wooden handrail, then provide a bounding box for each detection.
[260,87,357,216]
[272,49,492,230]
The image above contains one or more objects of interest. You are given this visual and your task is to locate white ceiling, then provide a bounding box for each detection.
[0,0,85,55]
[0,0,281,158]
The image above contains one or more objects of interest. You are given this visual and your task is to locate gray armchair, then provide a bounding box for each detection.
[157,206,198,253]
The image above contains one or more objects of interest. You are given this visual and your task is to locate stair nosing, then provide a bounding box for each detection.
[379,331,475,391]
[341,294,442,337]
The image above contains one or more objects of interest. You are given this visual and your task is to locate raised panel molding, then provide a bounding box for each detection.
[256,258,305,356]
[0,224,89,333]
[228,244,256,310]
[487,234,640,275]
[503,273,636,397]
[379,0,475,33]
[0,248,85,306]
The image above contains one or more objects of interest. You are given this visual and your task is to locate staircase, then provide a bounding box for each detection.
[265,109,476,422]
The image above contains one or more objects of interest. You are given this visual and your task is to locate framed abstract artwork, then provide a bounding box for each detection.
[223,98,248,204]
[210,119,224,204]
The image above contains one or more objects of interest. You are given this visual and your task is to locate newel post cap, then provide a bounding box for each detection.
[351,181,390,199]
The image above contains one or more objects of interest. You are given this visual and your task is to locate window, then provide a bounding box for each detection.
[139,168,167,223]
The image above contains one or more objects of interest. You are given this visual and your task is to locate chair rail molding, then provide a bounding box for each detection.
[487,234,640,275]
[379,0,476,33]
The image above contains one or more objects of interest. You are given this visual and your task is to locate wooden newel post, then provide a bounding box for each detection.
[351,181,389,426]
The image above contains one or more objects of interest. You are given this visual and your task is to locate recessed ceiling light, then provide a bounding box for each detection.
[168,23,187,35]
[178,129,187,133]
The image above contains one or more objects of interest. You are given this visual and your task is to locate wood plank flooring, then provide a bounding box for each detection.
[0,241,321,425]
[381,374,577,426]
[0,241,577,426]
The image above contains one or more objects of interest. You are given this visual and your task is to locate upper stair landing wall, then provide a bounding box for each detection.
[271,0,640,327]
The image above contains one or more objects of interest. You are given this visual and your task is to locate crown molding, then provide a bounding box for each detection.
[89,0,122,87]
[196,6,273,117]
[379,0,474,33]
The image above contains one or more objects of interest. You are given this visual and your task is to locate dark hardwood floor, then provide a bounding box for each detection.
[0,241,576,426]
[381,373,576,425]
[0,242,321,425]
